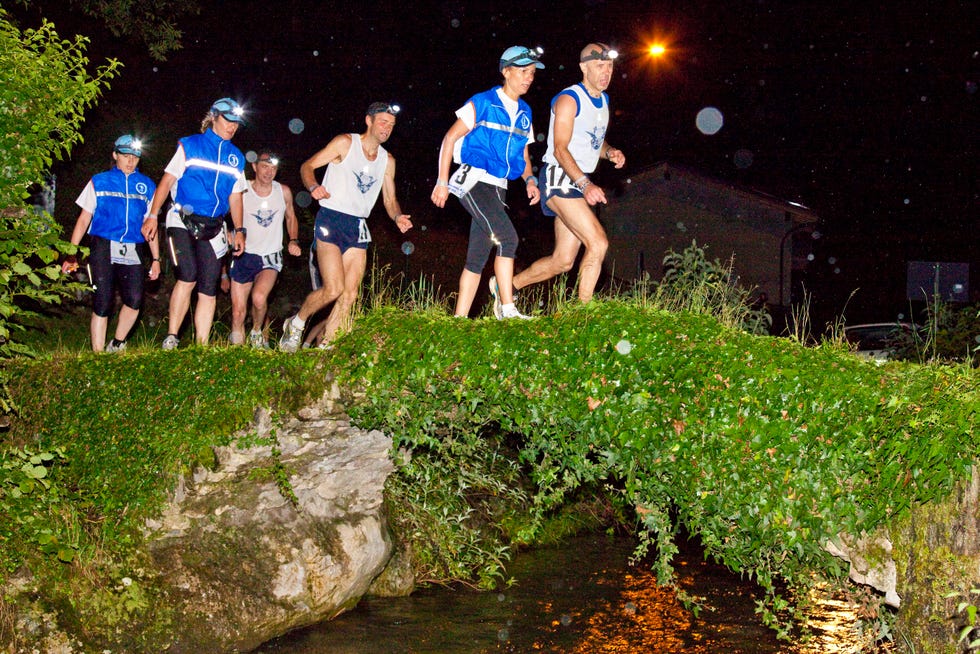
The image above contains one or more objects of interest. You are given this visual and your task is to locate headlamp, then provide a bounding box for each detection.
[500,46,544,69]
[581,47,619,62]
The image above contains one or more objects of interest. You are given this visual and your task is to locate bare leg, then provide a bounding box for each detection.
[90,314,108,352]
[113,305,140,342]
[249,269,278,336]
[455,268,482,317]
[230,279,253,342]
[194,294,216,345]
[298,242,345,321]
[319,248,367,344]
[168,279,196,336]
[513,204,583,291]
[519,196,608,303]
[492,256,516,304]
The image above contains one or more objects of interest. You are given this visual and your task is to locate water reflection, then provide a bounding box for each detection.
[256,535,880,653]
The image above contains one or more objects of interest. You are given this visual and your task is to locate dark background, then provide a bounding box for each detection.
[15,0,979,330]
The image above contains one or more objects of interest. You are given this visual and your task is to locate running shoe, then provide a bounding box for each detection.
[279,316,302,353]
[501,306,533,320]
[488,275,503,320]
[162,334,179,350]
[249,330,268,349]
[105,340,127,353]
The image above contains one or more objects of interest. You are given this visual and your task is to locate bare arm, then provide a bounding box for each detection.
[143,171,177,241]
[300,134,353,201]
[280,183,302,256]
[430,117,472,208]
[229,190,245,254]
[522,145,540,206]
[382,155,412,233]
[61,209,92,273]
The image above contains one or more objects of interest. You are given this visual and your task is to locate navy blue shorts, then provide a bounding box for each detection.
[229,251,283,284]
[314,206,370,254]
[540,163,585,217]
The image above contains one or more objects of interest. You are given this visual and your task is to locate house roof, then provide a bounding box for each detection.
[611,161,820,225]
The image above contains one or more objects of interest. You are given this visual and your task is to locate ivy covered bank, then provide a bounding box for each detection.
[2,302,978,652]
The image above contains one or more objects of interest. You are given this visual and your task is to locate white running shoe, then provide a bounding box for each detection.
[488,276,503,320]
[501,306,533,320]
[105,340,127,353]
[162,334,179,350]
[249,330,268,349]
[279,316,303,353]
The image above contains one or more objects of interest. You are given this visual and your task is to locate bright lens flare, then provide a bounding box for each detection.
[648,44,667,57]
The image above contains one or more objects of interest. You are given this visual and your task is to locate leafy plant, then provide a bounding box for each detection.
[0,9,119,379]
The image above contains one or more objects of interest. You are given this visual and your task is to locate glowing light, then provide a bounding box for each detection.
[648,44,666,57]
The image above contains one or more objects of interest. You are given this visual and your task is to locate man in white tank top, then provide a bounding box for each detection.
[228,151,301,347]
[513,43,626,303]
[279,103,413,352]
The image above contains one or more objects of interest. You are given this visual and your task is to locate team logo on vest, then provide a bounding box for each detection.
[251,209,277,228]
[354,171,377,194]
[587,126,606,151]
[518,114,531,131]
[135,182,149,195]
[228,153,240,168]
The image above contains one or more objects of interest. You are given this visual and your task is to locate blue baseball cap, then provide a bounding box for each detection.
[499,46,545,72]
[210,97,245,123]
[114,134,142,157]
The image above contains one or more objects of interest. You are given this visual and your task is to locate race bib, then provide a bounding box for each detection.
[543,163,576,193]
[357,219,372,244]
[110,240,141,265]
[261,251,284,272]
[448,164,485,198]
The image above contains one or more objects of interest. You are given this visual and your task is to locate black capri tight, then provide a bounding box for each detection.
[88,236,144,317]
[167,226,222,297]
[460,181,519,273]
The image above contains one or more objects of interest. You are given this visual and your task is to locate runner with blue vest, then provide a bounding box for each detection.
[143,97,247,349]
[63,135,160,352]
[431,45,543,320]
[513,43,626,304]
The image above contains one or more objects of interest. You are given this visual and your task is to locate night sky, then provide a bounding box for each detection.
[22,0,979,325]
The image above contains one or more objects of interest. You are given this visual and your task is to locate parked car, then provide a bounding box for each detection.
[843,322,916,362]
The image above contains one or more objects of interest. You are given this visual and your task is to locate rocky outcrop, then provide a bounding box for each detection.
[140,383,405,652]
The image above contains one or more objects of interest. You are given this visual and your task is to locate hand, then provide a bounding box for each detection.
[309,184,330,201]
[61,255,79,274]
[583,183,607,206]
[606,147,626,169]
[233,231,245,255]
[527,183,541,206]
[431,185,449,208]
[394,214,413,233]
[148,260,161,281]
[287,241,302,257]
[141,216,158,241]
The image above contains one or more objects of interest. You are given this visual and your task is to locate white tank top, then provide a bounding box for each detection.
[319,134,389,218]
[243,180,286,256]
[543,84,609,175]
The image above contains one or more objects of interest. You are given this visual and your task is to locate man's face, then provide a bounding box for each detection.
[367,112,396,143]
[502,64,537,97]
[252,159,279,183]
[581,58,615,92]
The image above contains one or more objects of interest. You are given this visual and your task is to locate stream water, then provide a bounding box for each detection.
[256,534,881,653]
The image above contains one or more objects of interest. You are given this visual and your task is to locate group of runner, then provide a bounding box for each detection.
[64,42,624,352]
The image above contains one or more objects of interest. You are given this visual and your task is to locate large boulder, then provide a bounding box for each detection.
[141,384,401,652]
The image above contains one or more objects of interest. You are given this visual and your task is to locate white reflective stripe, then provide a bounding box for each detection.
[475,120,531,139]
[94,190,151,201]
[184,157,242,179]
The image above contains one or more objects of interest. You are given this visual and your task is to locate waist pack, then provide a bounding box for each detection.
[181,213,225,241]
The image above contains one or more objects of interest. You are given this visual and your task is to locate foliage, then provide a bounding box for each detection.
[892,301,980,367]
[632,240,773,335]
[2,348,325,576]
[0,9,118,375]
[329,303,978,636]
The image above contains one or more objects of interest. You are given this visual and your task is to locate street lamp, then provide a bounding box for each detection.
[779,224,820,307]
